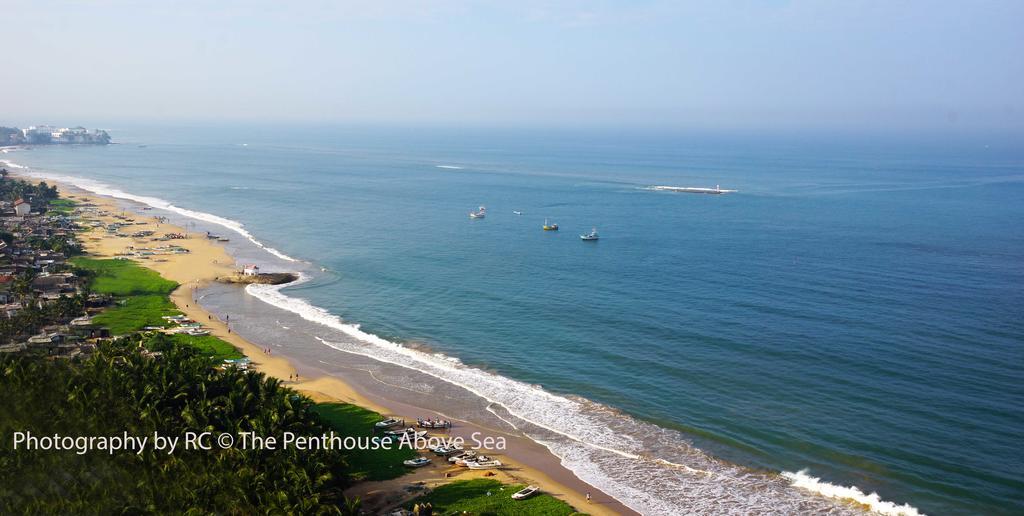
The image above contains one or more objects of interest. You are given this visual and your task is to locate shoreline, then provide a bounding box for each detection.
[36,174,636,515]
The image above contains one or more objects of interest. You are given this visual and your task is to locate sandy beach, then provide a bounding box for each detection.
[38,176,636,516]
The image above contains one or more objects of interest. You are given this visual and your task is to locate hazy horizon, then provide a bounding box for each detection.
[2,1,1022,134]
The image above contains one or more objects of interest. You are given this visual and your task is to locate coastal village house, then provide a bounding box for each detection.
[13,199,31,216]
[242,264,260,276]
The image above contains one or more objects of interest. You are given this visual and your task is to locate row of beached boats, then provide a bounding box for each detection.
[375,417,453,430]
[158,315,211,336]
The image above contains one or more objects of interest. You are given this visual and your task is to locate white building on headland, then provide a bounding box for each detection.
[242,264,260,276]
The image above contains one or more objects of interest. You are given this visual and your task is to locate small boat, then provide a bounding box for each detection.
[449,450,477,463]
[513,210,523,215]
[375,418,402,429]
[580,228,599,241]
[467,459,502,470]
[185,328,210,336]
[469,206,487,219]
[403,457,431,468]
[217,237,230,242]
[385,428,428,439]
[455,454,488,466]
[542,218,559,231]
[431,445,463,456]
[512,485,540,500]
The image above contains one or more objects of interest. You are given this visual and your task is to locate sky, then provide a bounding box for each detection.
[1,0,1022,132]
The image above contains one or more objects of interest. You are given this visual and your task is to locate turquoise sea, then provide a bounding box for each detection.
[5,124,1023,515]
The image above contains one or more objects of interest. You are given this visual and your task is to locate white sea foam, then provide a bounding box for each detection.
[783,470,925,515]
[245,277,911,515]
[435,165,464,169]
[7,165,298,262]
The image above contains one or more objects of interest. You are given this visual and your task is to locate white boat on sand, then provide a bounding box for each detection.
[512,485,540,500]
[467,459,502,470]
[403,457,431,468]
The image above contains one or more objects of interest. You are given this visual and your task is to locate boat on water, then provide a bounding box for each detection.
[374,417,402,429]
[403,457,431,468]
[580,227,599,241]
[543,218,559,231]
[512,485,540,500]
[513,210,523,215]
[469,206,487,219]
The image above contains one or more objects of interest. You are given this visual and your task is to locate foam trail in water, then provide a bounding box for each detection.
[8,165,298,262]
[783,470,924,516]
[435,165,464,169]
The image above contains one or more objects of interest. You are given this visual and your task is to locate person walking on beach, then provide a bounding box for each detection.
[586,492,591,503]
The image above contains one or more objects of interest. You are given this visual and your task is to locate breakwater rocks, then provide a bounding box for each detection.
[216,272,298,285]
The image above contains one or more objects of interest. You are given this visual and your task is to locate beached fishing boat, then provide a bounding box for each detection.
[430,444,462,456]
[512,485,540,500]
[467,459,502,470]
[403,457,431,468]
[385,428,428,439]
[455,454,487,466]
[375,417,403,429]
[469,206,486,219]
[543,218,559,231]
[449,450,477,463]
[184,328,210,336]
[580,227,599,241]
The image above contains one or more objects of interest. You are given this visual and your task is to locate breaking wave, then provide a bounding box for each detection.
[245,277,915,515]
[783,470,924,516]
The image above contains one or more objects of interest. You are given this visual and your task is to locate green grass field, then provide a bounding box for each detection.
[72,258,181,335]
[72,257,179,296]
[312,403,417,481]
[409,478,583,516]
[170,334,243,361]
[48,198,76,214]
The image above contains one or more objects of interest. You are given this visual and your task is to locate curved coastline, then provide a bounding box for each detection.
[3,156,924,515]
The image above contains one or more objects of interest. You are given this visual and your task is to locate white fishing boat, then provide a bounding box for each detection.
[513,210,523,215]
[580,227,599,241]
[403,457,431,468]
[449,450,477,463]
[467,459,502,470]
[512,485,540,500]
[469,206,487,219]
[431,445,463,456]
[374,418,402,429]
[455,454,488,466]
[184,328,210,336]
[385,428,427,439]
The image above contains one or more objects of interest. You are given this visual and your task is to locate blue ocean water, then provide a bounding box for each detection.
[5,125,1023,514]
